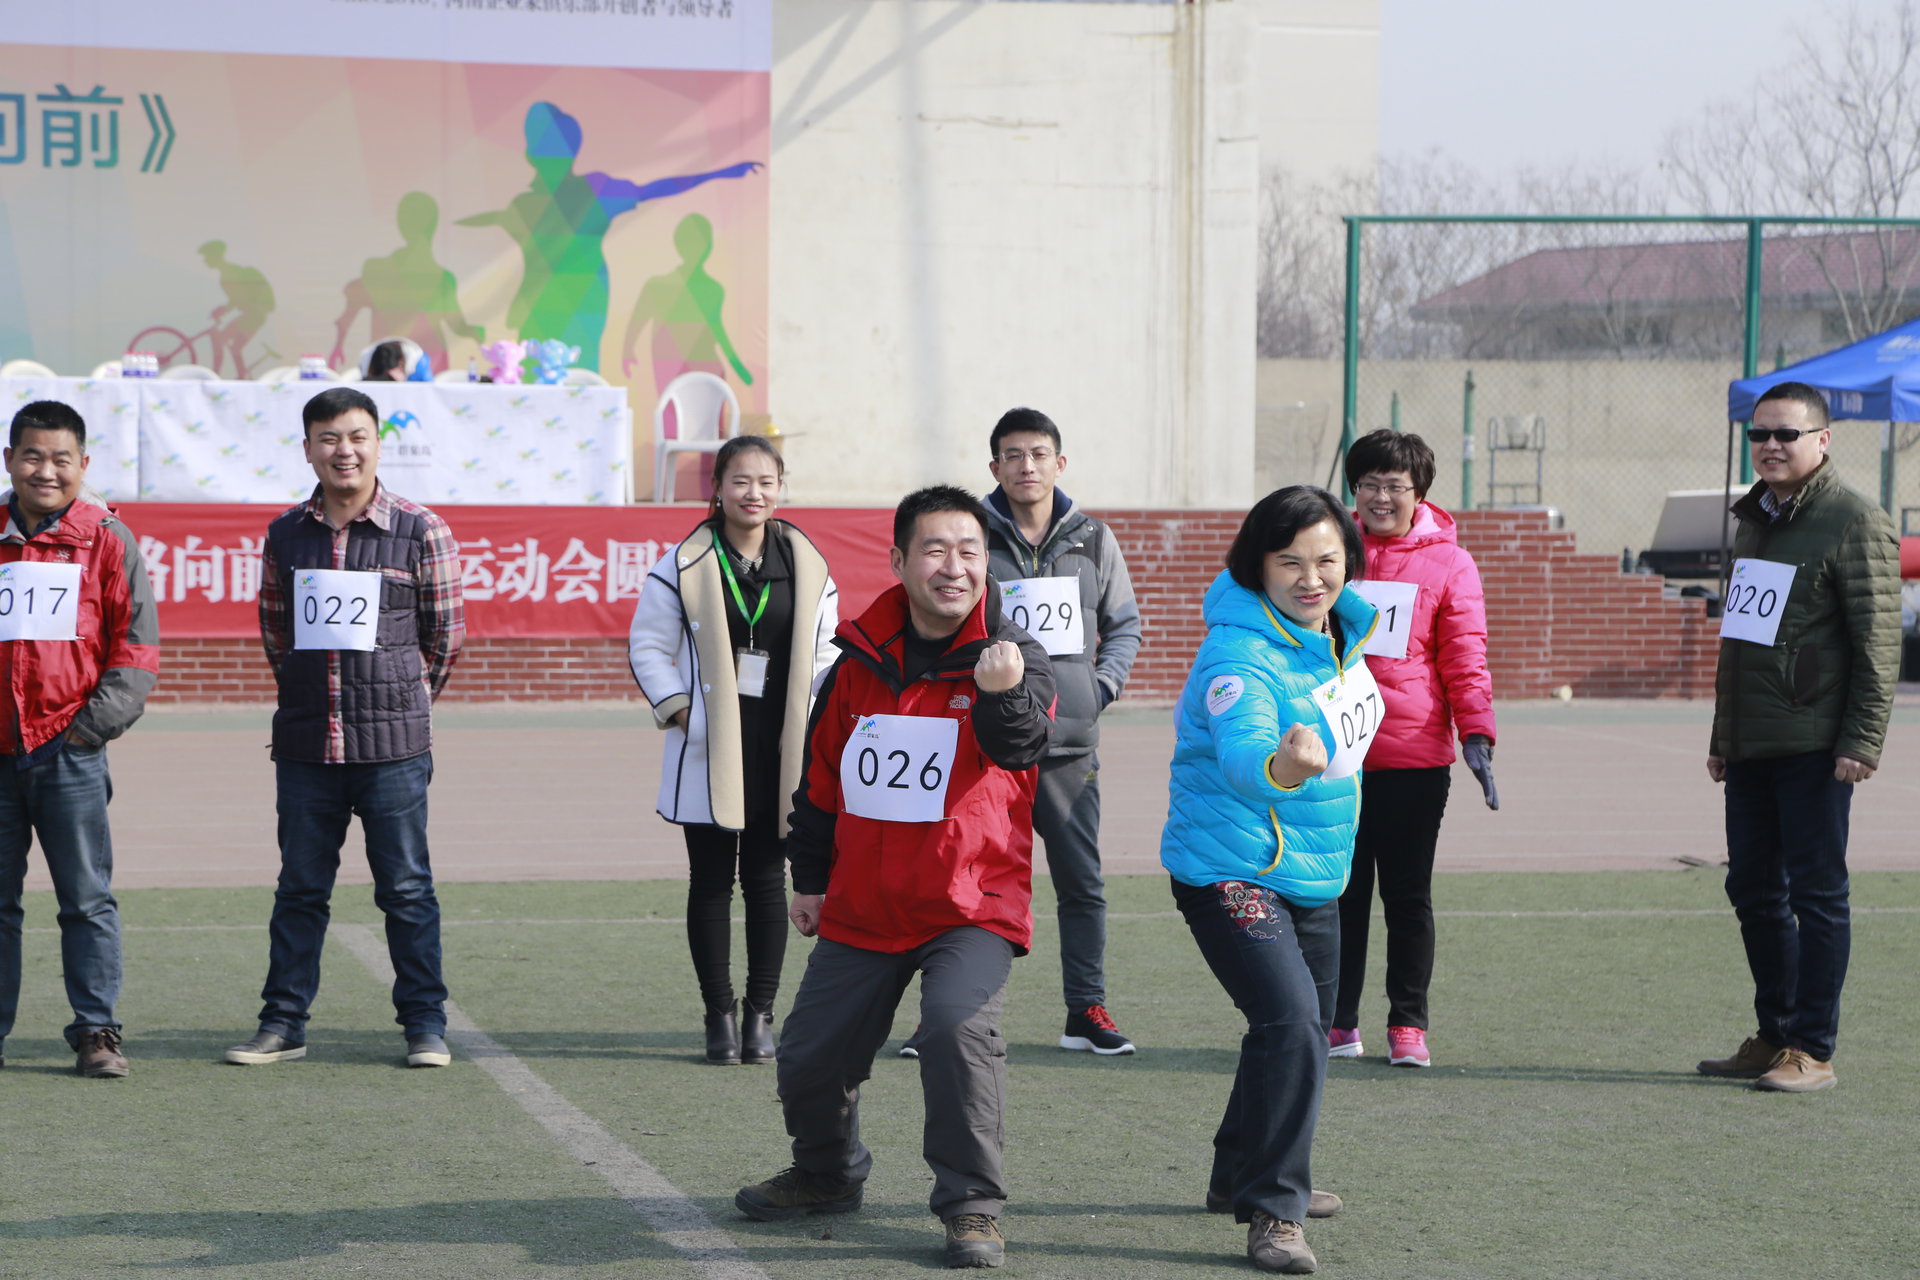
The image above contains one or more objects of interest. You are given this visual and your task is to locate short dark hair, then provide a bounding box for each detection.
[302,386,380,436]
[10,400,86,449]
[1344,428,1436,498]
[707,434,785,516]
[1226,485,1365,593]
[989,407,1061,459]
[1753,380,1831,430]
[893,484,991,553]
[366,340,409,381]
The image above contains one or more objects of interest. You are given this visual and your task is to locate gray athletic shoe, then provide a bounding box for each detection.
[225,1031,307,1065]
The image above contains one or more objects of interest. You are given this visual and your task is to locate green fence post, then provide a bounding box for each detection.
[1339,217,1360,503]
[1740,219,1762,486]
[1461,369,1475,510]
[1390,391,1401,434]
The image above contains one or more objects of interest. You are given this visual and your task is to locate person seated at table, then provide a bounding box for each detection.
[361,340,428,383]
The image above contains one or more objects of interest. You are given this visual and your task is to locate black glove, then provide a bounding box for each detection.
[1463,734,1499,810]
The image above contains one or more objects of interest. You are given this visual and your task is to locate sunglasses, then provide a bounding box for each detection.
[1746,427,1821,444]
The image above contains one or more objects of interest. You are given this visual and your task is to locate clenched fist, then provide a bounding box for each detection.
[1268,721,1329,789]
[974,639,1024,693]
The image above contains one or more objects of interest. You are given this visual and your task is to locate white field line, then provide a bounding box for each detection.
[330,922,771,1280]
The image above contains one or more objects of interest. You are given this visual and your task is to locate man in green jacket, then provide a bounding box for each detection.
[1697,380,1901,1093]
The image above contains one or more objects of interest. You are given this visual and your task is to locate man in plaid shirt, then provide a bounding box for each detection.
[226,386,464,1070]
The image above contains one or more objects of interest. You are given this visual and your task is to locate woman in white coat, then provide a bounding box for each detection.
[628,436,838,1064]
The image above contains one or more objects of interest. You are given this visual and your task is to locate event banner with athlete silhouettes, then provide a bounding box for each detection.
[0,1,769,426]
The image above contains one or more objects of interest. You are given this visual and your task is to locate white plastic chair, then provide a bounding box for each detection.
[254,365,298,384]
[159,364,220,381]
[652,371,740,503]
[0,359,56,379]
[433,369,472,384]
[561,367,609,387]
[90,360,123,379]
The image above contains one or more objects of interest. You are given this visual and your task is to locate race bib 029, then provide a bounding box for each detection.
[998,577,1085,656]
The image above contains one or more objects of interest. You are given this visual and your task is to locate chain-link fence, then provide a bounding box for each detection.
[1257,216,1920,565]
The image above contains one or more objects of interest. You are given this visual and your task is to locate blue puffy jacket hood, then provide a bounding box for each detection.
[1159,571,1380,906]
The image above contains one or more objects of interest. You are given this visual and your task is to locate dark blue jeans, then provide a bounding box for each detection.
[1173,876,1339,1226]
[0,744,120,1051]
[260,753,446,1038]
[1722,750,1853,1062]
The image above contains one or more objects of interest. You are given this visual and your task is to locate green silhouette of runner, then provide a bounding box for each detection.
[330,192,485,373]
[457,101,761,373]
[622,213,754,389]
[198,240,275,377]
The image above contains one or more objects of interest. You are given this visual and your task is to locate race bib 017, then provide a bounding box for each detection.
[0,561,83,642]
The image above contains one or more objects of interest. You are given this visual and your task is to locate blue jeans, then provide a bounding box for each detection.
[1172,876,1339,1226]
[1723,750,1852,1061]
[0,744,120,1051]
[259,753,446,1038]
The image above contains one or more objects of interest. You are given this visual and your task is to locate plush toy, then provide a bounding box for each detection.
[480,339,528,385]
[531,338,580,385]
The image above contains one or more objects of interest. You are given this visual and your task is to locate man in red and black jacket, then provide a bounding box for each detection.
[0,401,159,1080]
[735,485,1054,1270]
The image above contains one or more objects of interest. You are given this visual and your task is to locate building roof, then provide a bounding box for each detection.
[1412,228,1920,319]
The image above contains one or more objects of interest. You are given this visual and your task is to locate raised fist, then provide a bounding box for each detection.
[974,639,1024,693]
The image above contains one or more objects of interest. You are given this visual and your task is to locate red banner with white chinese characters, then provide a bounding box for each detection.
[117,504,897,639]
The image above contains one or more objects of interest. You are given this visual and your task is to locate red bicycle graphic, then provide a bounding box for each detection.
[125,320,281,379]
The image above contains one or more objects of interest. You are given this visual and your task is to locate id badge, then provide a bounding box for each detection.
[736,647,770,698]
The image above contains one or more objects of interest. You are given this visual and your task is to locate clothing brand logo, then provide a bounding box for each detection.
[1205,675,1243,716]
[948,694,971,710]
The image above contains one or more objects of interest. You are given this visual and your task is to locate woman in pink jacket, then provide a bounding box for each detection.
[1329,429,1498,1069]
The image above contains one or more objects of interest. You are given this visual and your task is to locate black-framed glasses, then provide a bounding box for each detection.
[1747,427,1818,444]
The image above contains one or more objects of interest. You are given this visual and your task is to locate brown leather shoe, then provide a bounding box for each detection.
[1754,1047,1836,1092]
[1247,1212,1317,1274]
[76,1028,129,1078]
[1696,1035,1786,1078]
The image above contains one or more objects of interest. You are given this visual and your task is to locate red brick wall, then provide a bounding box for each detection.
[147,508,1719,705]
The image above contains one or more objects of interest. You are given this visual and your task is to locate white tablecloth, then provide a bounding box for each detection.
[0,377,634,506]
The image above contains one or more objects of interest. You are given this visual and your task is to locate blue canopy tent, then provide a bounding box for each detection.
[1729,314,1920,422]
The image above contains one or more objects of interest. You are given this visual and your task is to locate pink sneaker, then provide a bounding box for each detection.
[1387,1025,1431,1068]
[1327,1026,1363,1059]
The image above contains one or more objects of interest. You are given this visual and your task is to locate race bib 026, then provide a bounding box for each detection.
[840,713,960,823]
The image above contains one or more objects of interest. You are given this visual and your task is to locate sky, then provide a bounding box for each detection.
[1380,0,1894,182]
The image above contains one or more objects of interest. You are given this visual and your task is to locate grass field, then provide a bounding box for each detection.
[4,869,1917,1279]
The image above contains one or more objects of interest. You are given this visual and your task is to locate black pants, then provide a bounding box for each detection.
[1723,750,1853,1061]
[683,812,787,1011]
[1334,766,1450,1031]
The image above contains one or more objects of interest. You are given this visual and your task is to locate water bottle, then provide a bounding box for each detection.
[299,354,327,381]
[467,356,478,383]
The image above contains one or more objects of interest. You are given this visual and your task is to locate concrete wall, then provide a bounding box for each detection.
[1254,0,1380,189]
[764,1,1261,509]
[1259,357,1920,556]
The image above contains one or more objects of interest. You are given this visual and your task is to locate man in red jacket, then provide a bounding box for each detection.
[0,401,159,1078]
[735,485,1054,1270]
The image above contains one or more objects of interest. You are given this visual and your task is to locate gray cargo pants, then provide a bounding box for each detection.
[776,926,1015,1219]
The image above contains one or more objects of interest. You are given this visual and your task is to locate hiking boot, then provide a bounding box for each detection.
[734,1165,864,1221]
[1207,1189,1342,1219]
[75,1028,129,1078]
[1247,1211,1316,1274]
[943,1213,1005,1268]
[1754,1047,1836,1093]
[225,1030,307,1065]
[1696,1035,1786,1078]
[1059,1004,1135,1055]
[1326,1026,1363,1058]
[740,1001,776,1064]
[406,1032,452,1068]
[706,1000,741,1065]
[1387,1025,1431,1068]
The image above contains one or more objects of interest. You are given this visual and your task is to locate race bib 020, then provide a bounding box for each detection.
[1719,558,1795,647]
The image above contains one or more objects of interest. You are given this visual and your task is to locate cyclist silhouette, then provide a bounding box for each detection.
[331,192,484,373]
[197,240,276,377]
[458,101,761,373]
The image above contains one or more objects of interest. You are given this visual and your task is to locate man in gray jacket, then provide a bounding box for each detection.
[981,407,1143,1053]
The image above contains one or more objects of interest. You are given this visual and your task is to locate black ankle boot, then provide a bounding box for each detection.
[705,1000,741,1065]
[740,1001,776,1064]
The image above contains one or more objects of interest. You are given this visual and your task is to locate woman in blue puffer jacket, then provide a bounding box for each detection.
[1162,485,1379,1276]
